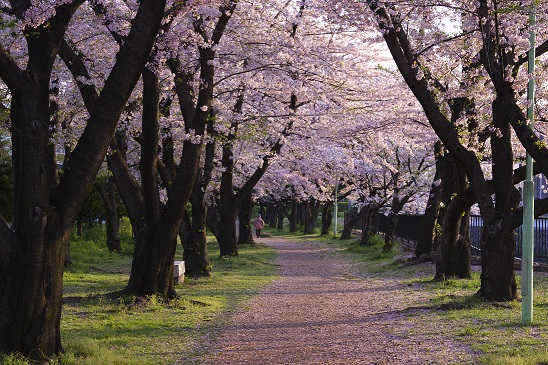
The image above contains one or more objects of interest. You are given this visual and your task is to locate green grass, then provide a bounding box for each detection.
[5,221,548,365]
[1,221,278,365]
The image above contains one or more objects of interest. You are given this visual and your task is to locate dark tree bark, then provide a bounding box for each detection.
[206,203,220,239]
[267,202,277,228]
[276,204,284,230]
[288,199,298,232]
[432,95,475,280]
[0,0,166,359]
[476,93,520,300]
[416,141,444,257]
[180,117,215,278]
[238,191,255,245]
[321,201,333,235]
[303,198,321,234]
[181,178,211,278]
[382,194,410,252]
[340,207,363,240]
[370,209,380,235]
[434,153,471,280]
[94,176,121,252]
[359,204,383,246]
[123,68,175,297]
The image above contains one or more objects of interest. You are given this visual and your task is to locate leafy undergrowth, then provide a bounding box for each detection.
[1,222,278,365]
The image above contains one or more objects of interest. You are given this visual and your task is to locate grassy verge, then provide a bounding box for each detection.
[1,221,278,365]
[275,228,548,365]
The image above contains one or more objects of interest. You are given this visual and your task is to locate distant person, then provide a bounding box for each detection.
[254,214,265,238]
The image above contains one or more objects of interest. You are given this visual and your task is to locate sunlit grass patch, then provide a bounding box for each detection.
[53,224,278,364]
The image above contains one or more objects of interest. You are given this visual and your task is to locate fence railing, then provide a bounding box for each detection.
[469,215,548,261]
[361,213,548,262]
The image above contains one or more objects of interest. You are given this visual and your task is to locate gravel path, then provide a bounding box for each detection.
[198,237,478,365]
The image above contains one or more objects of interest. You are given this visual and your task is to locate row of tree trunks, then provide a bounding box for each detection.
[94,176,121,252]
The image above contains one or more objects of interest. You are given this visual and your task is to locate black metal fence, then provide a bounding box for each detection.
[377,214,424,242]
[369,213,548,261]
[469,215,548,261]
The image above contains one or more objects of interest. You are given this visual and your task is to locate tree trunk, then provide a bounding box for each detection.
[321,201,333,235]
[217,136,239,256]
[370,209,380,235]
[436,203,472,280]
[477,94,520,300]
[340,207,363,240]
[180,205,211,278]
[359,205,375,246]
[237,191,255,245]
[456,210,472,278]
[478,224,517,300]
[94,176,121,252]
[186,195,211,277]
[289,199,298,232]
[218,202,239,257]
[276,204,284,230]
[303,199,321,234]
[206,203,220,239]
[416,141,444,257]
[383,194,411,252]
[180,116,215,278]
[267,202,277,228]
[433,151,472,280]
[383,212,398,252]
[0,14,73,357]
[124,68,177,298]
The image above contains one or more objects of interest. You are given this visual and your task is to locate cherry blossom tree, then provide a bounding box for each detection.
[345,0,548,300]
[0,0,166,359]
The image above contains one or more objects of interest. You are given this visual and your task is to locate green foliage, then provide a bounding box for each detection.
[0,353,33,365]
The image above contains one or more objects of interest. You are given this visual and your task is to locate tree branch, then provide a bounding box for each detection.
[0,42,26,94]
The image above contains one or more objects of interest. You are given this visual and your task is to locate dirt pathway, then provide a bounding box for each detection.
[195,238,477,365]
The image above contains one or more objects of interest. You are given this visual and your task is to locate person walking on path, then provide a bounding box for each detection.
[254,214,265,238]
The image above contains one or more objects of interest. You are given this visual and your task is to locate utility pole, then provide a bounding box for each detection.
[522,2,536,325]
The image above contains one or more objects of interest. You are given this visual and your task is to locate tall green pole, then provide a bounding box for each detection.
[522,2,536,325]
